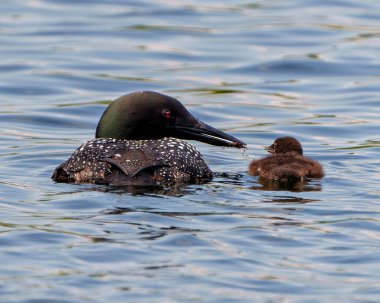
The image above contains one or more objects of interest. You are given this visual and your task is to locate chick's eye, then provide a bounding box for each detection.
[163,110,173,120]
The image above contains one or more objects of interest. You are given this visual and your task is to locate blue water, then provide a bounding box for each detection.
[1,0,380,302]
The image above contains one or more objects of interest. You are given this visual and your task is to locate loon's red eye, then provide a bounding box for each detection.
[163,110,173,120]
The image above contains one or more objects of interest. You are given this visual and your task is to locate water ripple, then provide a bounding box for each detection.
[1,0,380,302]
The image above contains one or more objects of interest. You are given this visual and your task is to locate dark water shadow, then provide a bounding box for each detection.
[104,206,227,218]
[262,195,321,204]
[49,182,196,198]
[249,178,323,192]
[99,184,193,197]
[213,172,322,193]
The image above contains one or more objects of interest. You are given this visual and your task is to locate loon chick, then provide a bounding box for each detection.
[52,91,246,186]
[249,136,324,183]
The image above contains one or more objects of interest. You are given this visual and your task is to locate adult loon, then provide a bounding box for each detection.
[249,136,324,183]
[52,91,246,186]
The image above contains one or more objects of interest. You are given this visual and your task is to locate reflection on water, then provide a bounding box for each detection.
[249,178,323,192]
[1,0,380,302]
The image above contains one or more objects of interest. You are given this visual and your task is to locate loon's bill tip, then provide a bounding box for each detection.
[232,141,246,149]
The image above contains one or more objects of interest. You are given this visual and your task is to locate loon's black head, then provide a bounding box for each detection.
[96,91,246,148]
[265,136,303,155]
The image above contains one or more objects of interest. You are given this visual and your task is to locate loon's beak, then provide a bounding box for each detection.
[170,120,246,149]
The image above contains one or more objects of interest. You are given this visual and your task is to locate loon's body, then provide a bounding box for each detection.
[53,138,212,186]
[53,91,245,186]
[249,137,324,183]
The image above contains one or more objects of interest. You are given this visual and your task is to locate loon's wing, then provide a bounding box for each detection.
[100,156,169,178]
[100,148,170,178]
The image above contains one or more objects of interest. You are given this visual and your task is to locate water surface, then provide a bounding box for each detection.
[1,0,380,302]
